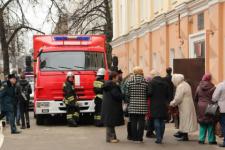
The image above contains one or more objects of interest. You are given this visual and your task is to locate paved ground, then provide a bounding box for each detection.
[1,115,224,150]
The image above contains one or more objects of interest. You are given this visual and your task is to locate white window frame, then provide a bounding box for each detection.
[189,31,206,58]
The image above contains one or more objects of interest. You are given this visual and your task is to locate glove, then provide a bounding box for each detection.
[170,101,175,107]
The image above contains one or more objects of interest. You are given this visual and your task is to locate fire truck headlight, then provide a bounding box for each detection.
[37,102,50,108]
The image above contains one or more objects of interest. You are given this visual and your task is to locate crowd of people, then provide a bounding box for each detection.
[0,72,32,134]
[1,66,225,148]
[100,66,225,147]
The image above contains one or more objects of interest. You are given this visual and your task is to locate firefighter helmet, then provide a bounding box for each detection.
[97,68,105,76]
[67,71,74,78]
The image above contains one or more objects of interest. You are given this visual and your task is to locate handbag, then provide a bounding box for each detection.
[205,103,219,116]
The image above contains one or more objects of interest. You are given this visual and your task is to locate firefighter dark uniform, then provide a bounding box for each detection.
[93,68,105,127]
[63,80,80,127]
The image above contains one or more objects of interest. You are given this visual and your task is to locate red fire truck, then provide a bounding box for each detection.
[33,35,108,125]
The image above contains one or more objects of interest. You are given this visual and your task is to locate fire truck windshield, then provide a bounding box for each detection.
[39,51,105,71]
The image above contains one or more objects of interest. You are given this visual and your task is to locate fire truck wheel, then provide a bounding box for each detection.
[36,115,44,125]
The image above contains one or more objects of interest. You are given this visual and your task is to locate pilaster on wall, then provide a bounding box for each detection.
[180,16,190,58]
[218,3,224,82]
[136,38,140,67]
[208,3,224,83]
[128,38,139,73]
[165,25,170,68]
[159,25,169,75]
[138,33,152,75]
[205,30,211,73]
[149,32,153,71]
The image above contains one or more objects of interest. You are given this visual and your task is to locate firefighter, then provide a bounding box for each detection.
[63,72,80,127]
[93,68,105,127]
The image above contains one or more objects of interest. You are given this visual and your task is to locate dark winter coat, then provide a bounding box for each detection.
[195,81,216,124]
[17,79,32,103]
[163,74,174,102]
[0,81,17,112]
[149,76,170,119]
[125,75,148,114]
[101,81,124,127]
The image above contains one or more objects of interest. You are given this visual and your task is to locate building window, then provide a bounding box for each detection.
[198,13,204,31]
[194,40,205,58]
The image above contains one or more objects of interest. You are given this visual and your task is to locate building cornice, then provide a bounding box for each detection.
[111,0,225,48]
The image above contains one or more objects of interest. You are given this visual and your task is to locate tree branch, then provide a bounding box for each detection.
[7,25,45,45]
[1,0,14,11]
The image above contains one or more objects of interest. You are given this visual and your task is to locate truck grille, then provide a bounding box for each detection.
[76,87,95,100]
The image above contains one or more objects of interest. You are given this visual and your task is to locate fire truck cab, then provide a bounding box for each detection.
[33,35,108,125]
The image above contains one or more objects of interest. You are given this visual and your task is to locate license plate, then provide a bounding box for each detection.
[42,109,49,113]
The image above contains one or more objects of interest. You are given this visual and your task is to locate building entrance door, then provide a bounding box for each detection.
[173,58,205,97]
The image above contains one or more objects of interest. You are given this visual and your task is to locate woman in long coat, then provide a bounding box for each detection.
[125,67,148,143]
[170,74,198,141]
[101,71,124,143]
[149,72,170,144]
[195,74,217,145]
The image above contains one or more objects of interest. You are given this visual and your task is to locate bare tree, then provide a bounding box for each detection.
[0,0,45,75]
[51,0,113,67]
[69,0,113,67]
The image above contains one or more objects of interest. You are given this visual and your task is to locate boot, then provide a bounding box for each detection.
[67,119,78,127]
[177,133,189,141]
[21,125,26,129]
[2,121,6,127]
[27,123,30,128]
[11,131,21,134]
[94,120,104,127]
[173,131,182,138]
[146,131,156,138]
[16,120,21,126]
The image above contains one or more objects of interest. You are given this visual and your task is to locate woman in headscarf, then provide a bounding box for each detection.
[195,73,217,145]
[170,74,198,141]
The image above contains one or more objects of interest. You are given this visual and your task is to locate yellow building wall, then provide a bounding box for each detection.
[112,43,129,75]
[138,34,151,76]
[112,0,225,83]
